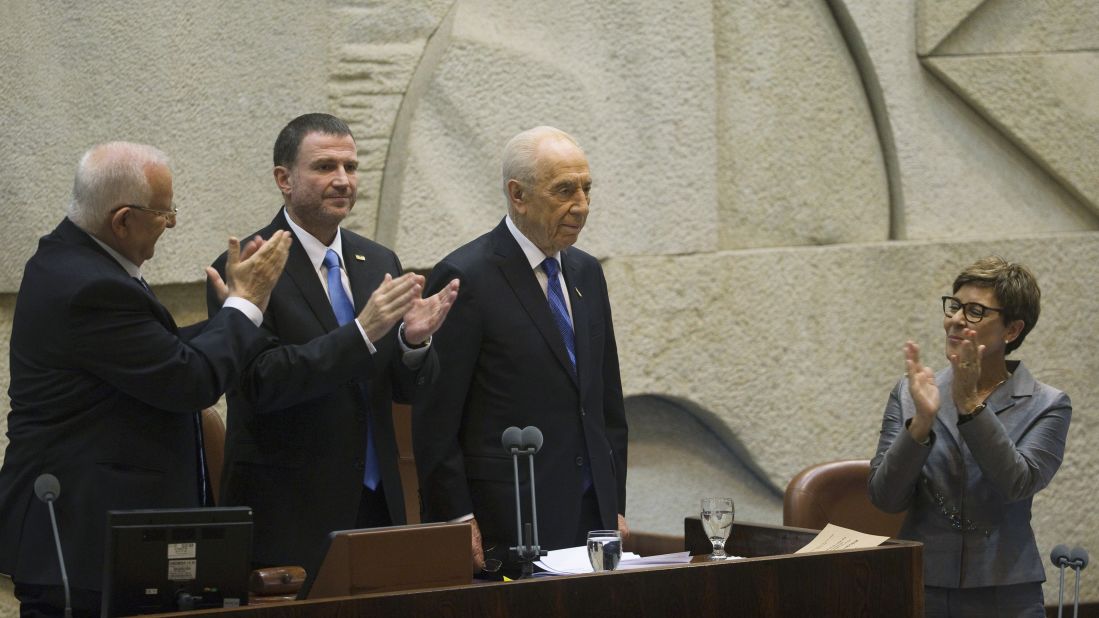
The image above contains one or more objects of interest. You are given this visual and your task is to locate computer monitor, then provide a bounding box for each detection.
[298,522,472,600]
[101,507,252,617]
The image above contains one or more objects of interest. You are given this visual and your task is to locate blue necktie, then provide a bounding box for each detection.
[542,257,592,491]
[323,249,381,490]
[541,258,575,371]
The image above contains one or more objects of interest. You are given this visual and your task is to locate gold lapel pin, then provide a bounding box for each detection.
[575,287,583,298]
[354,254,366,261]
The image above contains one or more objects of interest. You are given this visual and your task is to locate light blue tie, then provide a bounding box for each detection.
[323,249,381,490]
[541,257,576,371]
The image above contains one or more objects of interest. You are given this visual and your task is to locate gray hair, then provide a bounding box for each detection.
[501,126,582,206]
[66,142,170,232]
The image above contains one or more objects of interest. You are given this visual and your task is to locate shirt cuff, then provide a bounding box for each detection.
[352,318,378,355]
[448,513,475,523]
[223,296,263,327]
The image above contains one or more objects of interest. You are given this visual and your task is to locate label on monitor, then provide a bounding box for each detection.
[167,542,197,559]
[167,559,197,581]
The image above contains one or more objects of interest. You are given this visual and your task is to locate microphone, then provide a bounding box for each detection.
[1069,546,1089,570]
[501,426,523,451]
[1052,544,1071,567]
[520,426,543,453]
[500,426,547,578]
[34,474,72,618]
[1069,546,1089,618]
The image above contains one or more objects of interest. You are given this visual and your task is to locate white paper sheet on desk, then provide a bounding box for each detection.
[535,547,694,574]
[617,551,693,569]
[793,523,889,554]
[536,545,640,574]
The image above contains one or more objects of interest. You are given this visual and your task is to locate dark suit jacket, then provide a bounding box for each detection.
[0,217,267,590]
[869,361,1071,588]
[207,209,436,570]
[414,218,628,554]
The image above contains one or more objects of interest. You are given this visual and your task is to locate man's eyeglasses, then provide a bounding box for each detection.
[942,296,1003,324]
[118,203,178,222]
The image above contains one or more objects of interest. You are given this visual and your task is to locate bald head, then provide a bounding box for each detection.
[501,126,583,207]
[502,127,591,255]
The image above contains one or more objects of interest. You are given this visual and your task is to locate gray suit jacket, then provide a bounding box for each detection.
[868,361,1071,588]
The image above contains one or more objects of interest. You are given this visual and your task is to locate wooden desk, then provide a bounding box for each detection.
[160,521,922,617]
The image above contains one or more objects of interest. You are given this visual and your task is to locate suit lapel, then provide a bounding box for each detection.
[342,240,384,316]
[492,223,579,387]
[274,212,341,333]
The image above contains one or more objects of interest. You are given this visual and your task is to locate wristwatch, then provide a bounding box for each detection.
[957,402,986,425]
[398,322,429,349]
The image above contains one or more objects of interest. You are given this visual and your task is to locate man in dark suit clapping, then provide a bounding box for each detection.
[0,141,291,617]
[207,114,459,571]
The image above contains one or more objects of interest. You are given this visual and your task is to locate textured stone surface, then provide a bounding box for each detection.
[916,0,986,54]
[3,0,1099,611]
[934,0,1099,55]
[381,0,888,267]
[713,0,888,250]
[925,53,1099,212]
[846,0,1095,241]
[918,1,1099,216]
[625,396,784,535]
[0,0,330,291]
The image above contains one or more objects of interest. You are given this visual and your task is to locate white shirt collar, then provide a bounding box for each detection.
[88,233,143,279]
[284,207,344,270]
[505,214,561,271]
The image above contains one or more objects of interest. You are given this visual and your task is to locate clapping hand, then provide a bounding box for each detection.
[401,279,460,345]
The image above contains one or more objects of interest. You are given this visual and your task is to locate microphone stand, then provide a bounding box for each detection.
[1069,546,1089,618]
[45,499,73,618]
[1057,558,1067,618]
[508,443,546,578]
[503,426,547,579]
[35,474,72,618]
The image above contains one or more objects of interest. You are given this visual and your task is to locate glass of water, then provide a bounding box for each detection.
[587,529,623,572]
[701,497,734,560]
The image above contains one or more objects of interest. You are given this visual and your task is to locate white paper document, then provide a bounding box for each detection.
[535,546,693,575]
[617,551,693,570]
[794,523,889,554]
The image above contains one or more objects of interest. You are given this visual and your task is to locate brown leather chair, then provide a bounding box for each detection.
[200,408,226,504]
[783,459,906,537]
[202,403,421,603]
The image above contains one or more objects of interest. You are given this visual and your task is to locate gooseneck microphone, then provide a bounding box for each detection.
[1069,546,1089,618]
[1051,544,1089,618]
[501,426,546,579]
[34,473,72,618]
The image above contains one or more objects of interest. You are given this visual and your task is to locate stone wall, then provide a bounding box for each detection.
[2,0,1096,612]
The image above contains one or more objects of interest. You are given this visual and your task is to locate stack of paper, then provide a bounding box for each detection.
[535,546,693,575]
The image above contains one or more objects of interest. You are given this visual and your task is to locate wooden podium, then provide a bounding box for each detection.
[160,521,922,617]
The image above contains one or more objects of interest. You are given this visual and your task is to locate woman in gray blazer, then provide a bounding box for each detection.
[869,256,1071,617]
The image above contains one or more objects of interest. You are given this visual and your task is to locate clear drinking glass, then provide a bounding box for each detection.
[586,530,623,572]
[700,497,735,560]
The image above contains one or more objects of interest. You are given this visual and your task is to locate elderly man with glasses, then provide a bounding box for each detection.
[0,141,291,617]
